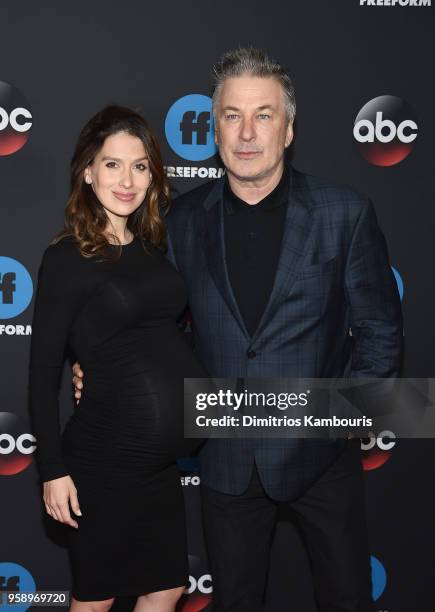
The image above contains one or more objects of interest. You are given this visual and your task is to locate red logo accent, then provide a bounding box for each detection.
[0,412,36,476]
[360,431,396,471]
[0,81,32,156]
[179,593,212,611]
[362,449,392,471]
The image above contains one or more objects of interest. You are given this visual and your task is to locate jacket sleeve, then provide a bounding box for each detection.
[28,242,88,482]
[344,199,403,378]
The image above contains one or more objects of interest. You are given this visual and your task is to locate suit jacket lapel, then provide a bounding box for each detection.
[202,179,250,340]
[250,168,313,344]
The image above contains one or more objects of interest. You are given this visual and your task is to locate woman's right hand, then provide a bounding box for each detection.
[72,362,84,403]
[43,475,82,528]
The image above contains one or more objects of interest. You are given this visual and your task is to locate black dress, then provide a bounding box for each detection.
[29,235,206,601]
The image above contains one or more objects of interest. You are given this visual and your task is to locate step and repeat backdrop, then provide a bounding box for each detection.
[1,1,434,611]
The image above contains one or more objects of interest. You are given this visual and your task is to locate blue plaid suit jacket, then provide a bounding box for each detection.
[166,165,403,500]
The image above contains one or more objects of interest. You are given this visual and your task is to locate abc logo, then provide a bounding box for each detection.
[0,81,32,156]
[361,430,396,471]
[360,430,396,452]
[0,412,36,476]
[0,562,36,612]
[0,257,33,320]
[181,575,212,612]
[353,95,417,166]
[181,556,212,611]
[185,574,213,595]
[165,94,217,161]
[370,555,387,602]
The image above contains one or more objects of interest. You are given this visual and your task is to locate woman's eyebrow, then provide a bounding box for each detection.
[101,156,148,162]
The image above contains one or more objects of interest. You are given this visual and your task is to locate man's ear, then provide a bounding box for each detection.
[285,122,294,148]
[213,107,220,145]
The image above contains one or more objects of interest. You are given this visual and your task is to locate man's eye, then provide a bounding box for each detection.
[225,114,239,120]
[258,114,271,120]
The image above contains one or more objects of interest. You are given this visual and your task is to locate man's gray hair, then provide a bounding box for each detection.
[212,47,296,123]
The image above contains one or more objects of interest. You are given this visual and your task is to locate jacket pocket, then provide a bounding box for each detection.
[298,256,338,279]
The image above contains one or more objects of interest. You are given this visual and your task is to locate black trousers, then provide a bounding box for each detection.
[200,440,374,612]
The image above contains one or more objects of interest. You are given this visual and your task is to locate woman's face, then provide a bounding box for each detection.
[84,131,151,220]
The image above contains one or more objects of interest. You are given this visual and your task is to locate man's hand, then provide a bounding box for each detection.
[43,475,82,528]
[72,361,84,403]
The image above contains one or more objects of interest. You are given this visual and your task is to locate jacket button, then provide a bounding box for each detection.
[247,350,257,359]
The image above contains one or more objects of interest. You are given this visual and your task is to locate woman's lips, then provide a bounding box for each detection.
[112,191,136,202]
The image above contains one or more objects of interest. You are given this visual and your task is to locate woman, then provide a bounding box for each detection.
[29,105,206,611]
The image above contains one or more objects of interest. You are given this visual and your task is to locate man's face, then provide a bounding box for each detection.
[215,75,293,183]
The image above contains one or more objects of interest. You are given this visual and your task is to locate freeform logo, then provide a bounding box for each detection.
[353,95,418,166]
[361,430,396,471]
[164,165,224,179]
[0,82,32,156]
[0,257,33,320]
[360,0,430,5]
[181,475,201,486]
[177,456,200,471]
[0,562,36,612]
[370,555,387,601]
[0,412,36,476]
[178,457,201,486]
[391,266,404,301]
[0,325,31,336]
[165,94,217,161]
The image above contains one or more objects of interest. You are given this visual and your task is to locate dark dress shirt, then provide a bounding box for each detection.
[223,167,289,337]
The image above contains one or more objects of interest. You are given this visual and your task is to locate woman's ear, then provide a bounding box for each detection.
[84,167,92,184]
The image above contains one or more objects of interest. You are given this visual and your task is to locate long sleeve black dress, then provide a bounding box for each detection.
[29,235,206,601]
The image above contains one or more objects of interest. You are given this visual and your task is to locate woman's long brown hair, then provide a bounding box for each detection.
[55,105,170,258]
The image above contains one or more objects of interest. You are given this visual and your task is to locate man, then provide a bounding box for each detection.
[74,48,403,611]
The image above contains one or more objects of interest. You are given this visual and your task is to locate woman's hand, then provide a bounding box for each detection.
[72,362,84,403]
[43,475,82,528]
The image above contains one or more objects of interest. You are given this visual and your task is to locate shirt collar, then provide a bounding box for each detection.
[224,164,290,215]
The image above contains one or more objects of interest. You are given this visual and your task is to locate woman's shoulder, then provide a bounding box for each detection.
[40,235,84,270]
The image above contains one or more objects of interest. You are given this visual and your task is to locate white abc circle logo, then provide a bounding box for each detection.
[353,95,418,167]
[0,107,32,133]
[185,574,213,595]
[360,430,396,451]
[354,112,417,144]
[0,432,36,454]
[0,81,33,156]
